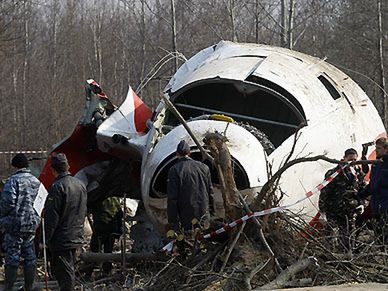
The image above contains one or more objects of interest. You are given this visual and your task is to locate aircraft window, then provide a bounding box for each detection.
[168,79,306,147]
[318,75,341,100]
[245,75,305,118]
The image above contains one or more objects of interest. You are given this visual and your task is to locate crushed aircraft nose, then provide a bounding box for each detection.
[40,41,385,235]
[138,41,384,231]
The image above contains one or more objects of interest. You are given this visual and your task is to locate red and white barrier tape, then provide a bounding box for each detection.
[162,163,349,253]
[0,150,47,154]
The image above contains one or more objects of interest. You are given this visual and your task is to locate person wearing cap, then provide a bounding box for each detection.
[0,153,41,291]
[167,140,215,232]
[44,153,87,291]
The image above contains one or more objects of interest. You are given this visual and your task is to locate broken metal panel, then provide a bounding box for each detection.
[166,41,316,113]
[164,44,216,93]
[38,125,111,189]
[97,86,148,139]
[168,56,265,92]
[74,161,110,192]
[96,86,152,160]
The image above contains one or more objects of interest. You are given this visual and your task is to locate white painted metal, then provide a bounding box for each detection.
[163,41,385,222]
[96,86,149,158]
[97,86,138,140]
[140,119,268,229]
[97,41,385,228]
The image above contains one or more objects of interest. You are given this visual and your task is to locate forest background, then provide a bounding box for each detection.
[0,0,387,176]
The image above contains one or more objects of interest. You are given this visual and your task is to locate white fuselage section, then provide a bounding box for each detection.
[96,41,385,229]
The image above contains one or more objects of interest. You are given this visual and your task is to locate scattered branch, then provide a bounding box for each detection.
[257,256,318,290]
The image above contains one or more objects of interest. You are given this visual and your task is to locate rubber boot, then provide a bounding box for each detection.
[23,265,36,291]
[4,265,18,291]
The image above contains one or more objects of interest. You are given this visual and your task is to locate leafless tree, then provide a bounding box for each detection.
[0,0,386,177]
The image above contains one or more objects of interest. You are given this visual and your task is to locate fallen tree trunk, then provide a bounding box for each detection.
[203,131,240,219]
[80,252,155,263]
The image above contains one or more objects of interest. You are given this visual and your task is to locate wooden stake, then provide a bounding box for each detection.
[121,192,127,274]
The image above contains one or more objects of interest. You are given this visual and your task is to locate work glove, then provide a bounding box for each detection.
[356,205,365,215]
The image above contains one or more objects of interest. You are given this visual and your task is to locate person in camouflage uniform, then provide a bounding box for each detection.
[0,154,41,291]
[319,148,360,248]
[86,196,122,277]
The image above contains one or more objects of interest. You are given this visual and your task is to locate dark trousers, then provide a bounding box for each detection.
[89,229,115,273]
[51,249,76,291]
[325,215,353,251]
[374,212,388,244]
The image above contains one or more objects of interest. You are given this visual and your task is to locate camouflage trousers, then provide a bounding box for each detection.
[2,232,36,267]
[325,215,353,251]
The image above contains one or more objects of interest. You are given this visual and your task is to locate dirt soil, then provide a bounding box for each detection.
[278,283,388,291]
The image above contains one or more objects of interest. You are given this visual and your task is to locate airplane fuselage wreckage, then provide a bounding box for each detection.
[40,41,385,235]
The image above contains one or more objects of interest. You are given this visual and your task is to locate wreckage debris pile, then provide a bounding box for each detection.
[3,211,388,291]
[73,131,388,290]
[134,131,388,290]
[2,132,386,290]
[124,212,387,291]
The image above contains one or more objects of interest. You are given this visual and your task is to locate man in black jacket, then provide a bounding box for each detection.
[44,153,87,291]
[167,140,214,232]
